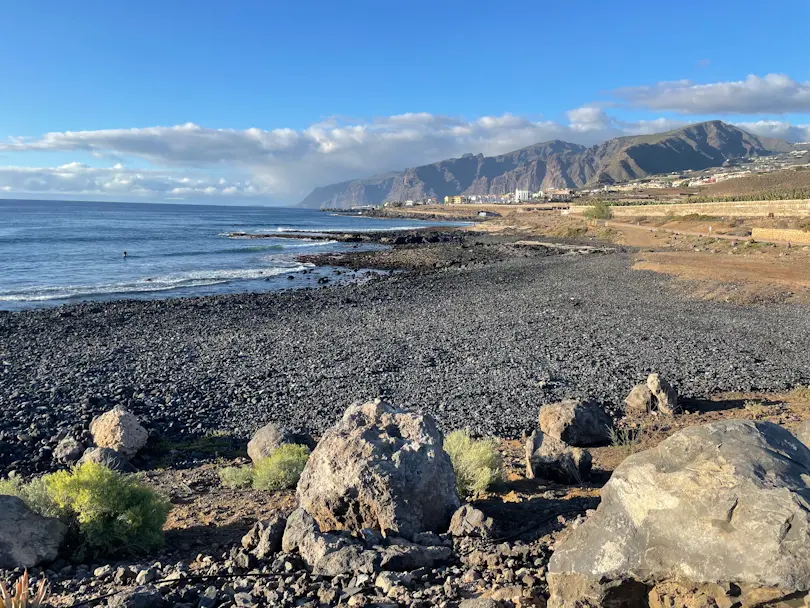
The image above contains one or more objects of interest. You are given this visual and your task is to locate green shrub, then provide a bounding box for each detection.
[252,444,310,491]
[583,201,613,220]
[45,462,171,560]
[444,430,502,497]
[0,475,65,519]
[218,465,254,489]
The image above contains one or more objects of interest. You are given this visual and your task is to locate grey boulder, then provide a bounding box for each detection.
[53,436,85,464]
[0,495,67,569]
[296,398,459,539]
[246,422,292,464]
[78,447,135,472]
[547,420,810,607]
[282,508,380,575]
[241,516,286,559]
[538,398,612,446]
[448,505,495,538]
[282,508,451,576]
[525,431,591,484]
[107,585,165,608]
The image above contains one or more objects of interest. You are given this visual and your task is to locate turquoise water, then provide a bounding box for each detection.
[0,199,461,310]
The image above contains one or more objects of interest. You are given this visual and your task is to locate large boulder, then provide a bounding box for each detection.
[525,431,591,484]
[0,495,67,568]
[625,373,680,416]
[89,406,148,458]
[247,422,292,464]
[547,420,810,607]
[296,399,459,539]
[538,398,612,446]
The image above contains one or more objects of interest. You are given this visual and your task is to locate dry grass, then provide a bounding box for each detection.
[789,386,810,402]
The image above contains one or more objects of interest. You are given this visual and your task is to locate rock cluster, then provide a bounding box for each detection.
[624,373,680,416]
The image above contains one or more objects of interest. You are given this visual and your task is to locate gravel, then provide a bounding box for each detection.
[2,246,810,474]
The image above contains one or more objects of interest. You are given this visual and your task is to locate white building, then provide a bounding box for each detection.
[514,189,531,202]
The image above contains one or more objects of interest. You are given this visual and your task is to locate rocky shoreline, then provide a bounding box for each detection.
[2,229,810,478]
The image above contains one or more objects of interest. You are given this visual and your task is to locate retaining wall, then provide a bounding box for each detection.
[750,227,810,244]
[570,199,810,218]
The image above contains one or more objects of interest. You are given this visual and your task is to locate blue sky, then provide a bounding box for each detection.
[0,0,808,203]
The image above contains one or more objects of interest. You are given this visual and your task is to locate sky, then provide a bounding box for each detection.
[0,0,808,205]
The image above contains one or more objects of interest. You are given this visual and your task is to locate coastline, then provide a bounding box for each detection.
[3,225,810,478]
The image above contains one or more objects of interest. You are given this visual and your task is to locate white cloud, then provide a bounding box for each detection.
[0,100,807,201]
[0,163,256,198]
[567,107,612,132]
[734,120,810,143]
[0,113,666,199]
[615,73,810,114]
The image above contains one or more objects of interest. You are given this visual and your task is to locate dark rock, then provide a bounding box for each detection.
[107,585,165,608]
[241,516,286,559]
[525,430,591,484]
[78,447,135,472]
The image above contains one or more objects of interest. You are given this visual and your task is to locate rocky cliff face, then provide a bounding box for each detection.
[298,121,793,208]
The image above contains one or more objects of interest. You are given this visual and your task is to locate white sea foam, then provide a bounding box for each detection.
[0,265,307,302]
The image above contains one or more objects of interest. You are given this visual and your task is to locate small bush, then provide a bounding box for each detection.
[46,462,171,560]
[252,444,310,491]
[444,430,502,497]
[218,465,254,489]
[583,201,613,220]
[608,427,640,456]
[0,571,48,608]
[0,476,65,519]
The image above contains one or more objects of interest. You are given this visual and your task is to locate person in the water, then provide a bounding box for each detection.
[123,250,127,258]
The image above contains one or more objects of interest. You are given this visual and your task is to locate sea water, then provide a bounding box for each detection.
[0,199,462,310]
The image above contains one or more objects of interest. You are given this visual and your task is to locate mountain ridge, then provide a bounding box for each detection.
[297,121,794,208]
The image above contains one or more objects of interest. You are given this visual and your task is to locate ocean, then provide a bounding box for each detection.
[0,199,462,310]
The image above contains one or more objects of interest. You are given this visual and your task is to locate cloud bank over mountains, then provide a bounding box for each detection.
[616,74,810,115]
[1,74,808,202]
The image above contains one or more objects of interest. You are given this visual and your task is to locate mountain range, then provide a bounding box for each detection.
[297,121,794,209]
